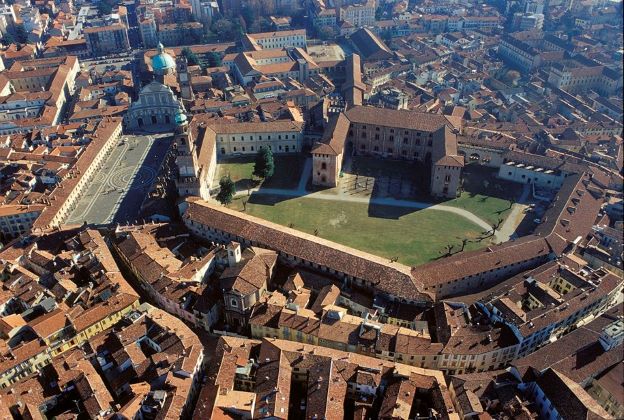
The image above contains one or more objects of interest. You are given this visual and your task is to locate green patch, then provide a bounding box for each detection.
[230,194,493,267]
[217,155,306,191]
[446,165,522,225]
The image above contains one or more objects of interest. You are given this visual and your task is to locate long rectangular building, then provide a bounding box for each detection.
[181,197,433,304]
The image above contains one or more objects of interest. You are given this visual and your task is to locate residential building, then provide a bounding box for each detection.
[242,29,307,51]
[83,24,130,56]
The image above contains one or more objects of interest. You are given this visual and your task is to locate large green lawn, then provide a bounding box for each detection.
[445,165,522,225]
[231,194,493,267]
[217,155,306,190]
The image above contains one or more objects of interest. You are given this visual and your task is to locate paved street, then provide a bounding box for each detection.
[66,133,172,225]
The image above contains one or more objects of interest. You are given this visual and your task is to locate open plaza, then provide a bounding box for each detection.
[66,133,172,225]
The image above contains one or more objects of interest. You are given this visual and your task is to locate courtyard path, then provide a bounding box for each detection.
[234,186,505,242]
[496,183,531,241]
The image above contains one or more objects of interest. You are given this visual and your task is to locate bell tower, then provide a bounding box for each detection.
[177,55,194,102]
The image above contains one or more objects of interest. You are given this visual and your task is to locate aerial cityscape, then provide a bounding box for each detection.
[0,0,621,418]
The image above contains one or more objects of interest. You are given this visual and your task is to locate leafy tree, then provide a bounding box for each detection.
[381,29,392,44]
[253,147,274,179]
[15,24,28,44]
[216,176,236,205]
[241,4,255,28]
[181,47,200,66]
[375,6,384,20]
[207,52,221,68]
[317,25,335,40]
[97,1,113,15]
[1,32,15,46]
[212,19,234,40]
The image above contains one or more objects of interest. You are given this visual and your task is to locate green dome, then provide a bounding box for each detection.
[152,43,176,73]
[175,111,187,125]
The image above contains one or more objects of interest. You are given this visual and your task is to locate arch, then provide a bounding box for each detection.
[151,115,157,124]
[165,115,170,124]
[470,153,480,161]
[138,118,143,127]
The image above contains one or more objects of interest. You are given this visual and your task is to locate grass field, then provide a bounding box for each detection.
[446,165,521,225]
[347,158,521,226]
[230,194,493,267]
[217,155,306,190]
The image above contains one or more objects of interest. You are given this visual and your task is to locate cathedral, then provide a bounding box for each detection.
[125,43,187,131]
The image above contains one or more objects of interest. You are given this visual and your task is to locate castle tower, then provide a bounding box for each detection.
[177,55,194,101]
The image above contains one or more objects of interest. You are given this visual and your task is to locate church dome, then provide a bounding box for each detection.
[175,110,188,126]
[152,43,176,74]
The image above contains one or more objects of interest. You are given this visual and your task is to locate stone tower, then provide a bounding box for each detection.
[177,55,194,101]
[173,111,200,198]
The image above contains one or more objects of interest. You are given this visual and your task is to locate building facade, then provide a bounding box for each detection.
[84,24,130,56]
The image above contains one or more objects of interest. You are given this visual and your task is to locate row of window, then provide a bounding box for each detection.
[221,144,296,154]
[219,133,298,142]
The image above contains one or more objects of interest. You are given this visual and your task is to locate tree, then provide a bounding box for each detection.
[381,29,392,44]
[317,25,335,41]
[216,176,236,205]
[212,19,234,40]
[97,1,113,15]
[15,24,28,44]
[375,6,384,20]
[253,147,274,179]
[443,244,455,256]
[181,47,200,66]
[490,218,504,237]
[207,52,222,68]
[1,32,15,46]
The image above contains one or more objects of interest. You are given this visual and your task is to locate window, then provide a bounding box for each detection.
[403,137,408,144]
[321,162,327,170]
